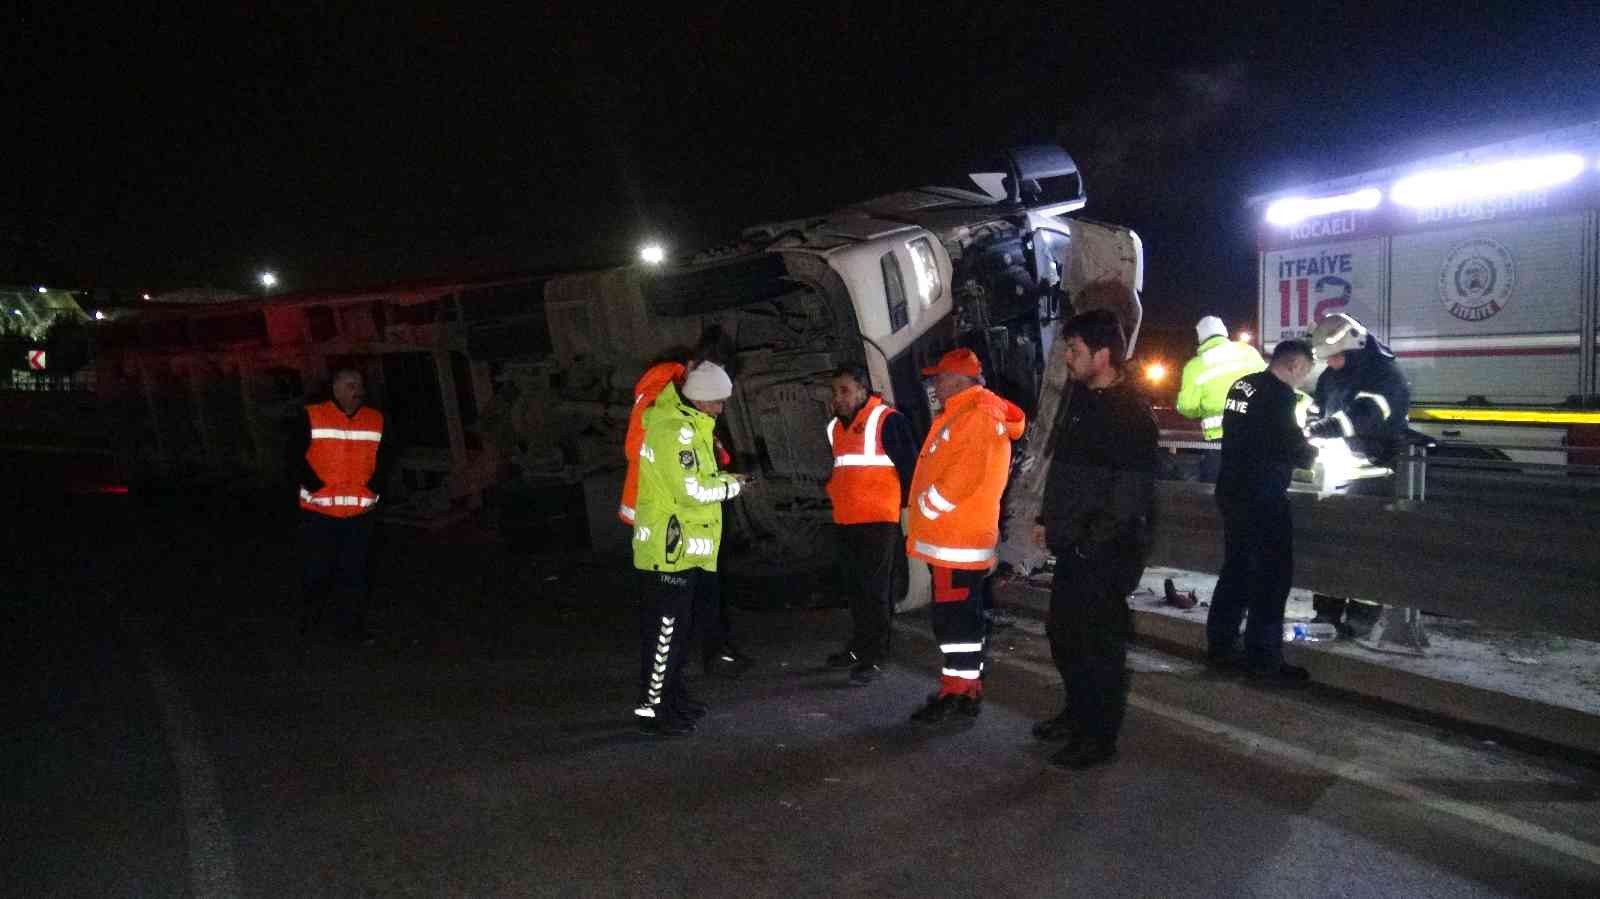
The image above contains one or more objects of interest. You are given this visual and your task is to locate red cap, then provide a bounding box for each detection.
[921,348,982,378]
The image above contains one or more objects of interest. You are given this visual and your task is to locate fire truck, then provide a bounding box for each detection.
[1248,119,1600,469]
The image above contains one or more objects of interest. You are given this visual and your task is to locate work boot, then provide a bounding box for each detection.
[706,648,753,678]
[910,692,980,727]
[634,705,695,737]
[909,693,958,725]
[1050,739,1117,770]
[825,648,860,669]
[848,660,882,686]
[1031,708,1076,741]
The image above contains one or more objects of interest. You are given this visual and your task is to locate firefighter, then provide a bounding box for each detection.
[620,351,752,677]
[630,362,748,736]
[1176,315,1265,482]
[823,365,918,685]
[291,368,392,644]
[1032,310,1158,769]
[905,349,1026,727]
[1207,339,1318,683]
[1304,312,1412,637]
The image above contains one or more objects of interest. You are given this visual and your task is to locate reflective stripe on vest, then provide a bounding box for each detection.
[299,488,376,509]
[912,540,995,565]
[618,503,636,525]
[302,402,382,518]
[1202,415,1224,432]
[827,397,903,525]
[829,403,895,468]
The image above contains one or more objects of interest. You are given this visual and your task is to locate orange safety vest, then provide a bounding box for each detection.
[300,401,384,518]
[905,386,1026,570]
[619,361,687,525]
[825,395,903,525]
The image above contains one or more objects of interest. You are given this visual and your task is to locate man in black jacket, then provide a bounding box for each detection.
[1207,340,1317,684]
[1304,314,1411,636]
[1031,309,1158,770]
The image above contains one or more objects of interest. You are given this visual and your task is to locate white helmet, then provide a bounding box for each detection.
[1310,313,1367,362]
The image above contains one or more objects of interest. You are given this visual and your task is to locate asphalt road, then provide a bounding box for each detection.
[5,493,1599,897]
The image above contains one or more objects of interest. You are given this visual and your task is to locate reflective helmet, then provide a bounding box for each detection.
[1309,313,1367,362]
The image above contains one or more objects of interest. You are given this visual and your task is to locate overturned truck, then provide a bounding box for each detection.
[97,146,1144,600]
[518,146,1144,586]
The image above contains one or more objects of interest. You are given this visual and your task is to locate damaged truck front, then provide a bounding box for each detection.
[508,146,1143,604]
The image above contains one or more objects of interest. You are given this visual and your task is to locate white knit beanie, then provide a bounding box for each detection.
[1195,315,1228,342]
[681,361,733,401]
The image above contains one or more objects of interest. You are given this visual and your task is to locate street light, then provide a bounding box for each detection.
[639,243,666,265]
[1238,330,1253,343]
[259,271,279,289]
[1144,362,1168,385]
[36,286,48,294]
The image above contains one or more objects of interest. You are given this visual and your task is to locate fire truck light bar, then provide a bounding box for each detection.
[1264,188,1382,226]
[1392,153,1586,209]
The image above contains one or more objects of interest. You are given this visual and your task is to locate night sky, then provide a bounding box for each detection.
[11,3,1600,329]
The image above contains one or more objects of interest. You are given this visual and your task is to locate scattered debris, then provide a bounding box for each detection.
[1506,654,1541,665]
[1163,578,1199,610]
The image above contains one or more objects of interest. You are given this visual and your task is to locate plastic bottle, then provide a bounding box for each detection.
[1284,622,1339,642]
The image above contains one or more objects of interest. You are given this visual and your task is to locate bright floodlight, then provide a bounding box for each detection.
[37,286,48,293]
[142,293,152,301]
[1264,188,1382,226]
[639,244,666,265]
[1238,330,1253,343]
[1144,362,1168,384]
[93,310,107,321]
[259,271,279,288]
[1392,153,1586,208]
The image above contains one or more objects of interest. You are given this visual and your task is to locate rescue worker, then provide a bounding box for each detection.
[291,368,391,644]
[620,351,752,677]
[1206,339,1318,683]
[1032,309,1158,769]
[823,365,918,685]
[630,362,748,736]
[1176,315,1265,482]
[905,349,1025,726]
[1304,313,1411,637]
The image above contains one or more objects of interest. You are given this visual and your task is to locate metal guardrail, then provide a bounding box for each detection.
[1150,438,1600,642]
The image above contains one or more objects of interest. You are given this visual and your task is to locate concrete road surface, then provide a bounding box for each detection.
[4,492,1599,897]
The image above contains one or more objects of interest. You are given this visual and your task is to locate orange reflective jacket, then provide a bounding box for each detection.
[300,401,384,518]
[620,362,687,525]
[826,395,903,525]
[906,386,1025,570]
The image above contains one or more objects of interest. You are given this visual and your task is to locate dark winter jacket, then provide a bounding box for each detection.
[1312,338,1411,464]
[1217,369,1317,501]
[1037,376,1159,562]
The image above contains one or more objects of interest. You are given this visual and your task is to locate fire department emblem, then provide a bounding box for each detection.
[1438,238,1514,323]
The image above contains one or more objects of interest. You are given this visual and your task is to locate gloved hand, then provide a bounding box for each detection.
[1305,416,1344,440]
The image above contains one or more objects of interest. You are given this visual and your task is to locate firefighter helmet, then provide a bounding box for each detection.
[1310,313,1367,362]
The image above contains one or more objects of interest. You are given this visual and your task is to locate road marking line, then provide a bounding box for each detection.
[893,620,1600,869]
[139,643,243,898]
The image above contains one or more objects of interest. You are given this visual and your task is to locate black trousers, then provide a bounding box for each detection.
[698,570,733,669]
[1047,552,1142,746]
[1207,494,1293,668]
[299,510,375,637]
[838,522,900,663]
[930,565,988,691]
[638,569,716,712]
